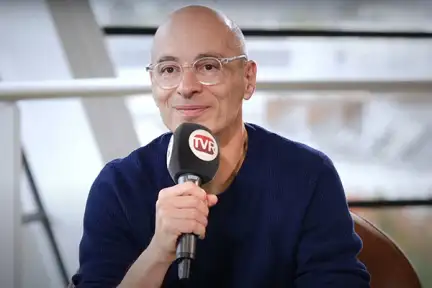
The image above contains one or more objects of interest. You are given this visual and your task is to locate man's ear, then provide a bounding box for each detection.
[243,60,257,101]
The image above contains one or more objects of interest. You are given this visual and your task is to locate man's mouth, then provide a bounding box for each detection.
[174,105,209,117]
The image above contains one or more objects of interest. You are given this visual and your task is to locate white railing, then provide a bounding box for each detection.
[1,78,432,101]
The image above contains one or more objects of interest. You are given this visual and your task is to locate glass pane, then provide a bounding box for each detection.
[19,98,105,278]
[352,207,432,287]
[21,222,64,288]
[90,0,432,32]
[253,92,432,201]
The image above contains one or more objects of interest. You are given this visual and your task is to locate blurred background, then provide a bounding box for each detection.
[0,0,431,287]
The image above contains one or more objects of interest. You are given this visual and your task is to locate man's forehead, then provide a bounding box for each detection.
[150,7,242,62]
[151,30,234,63]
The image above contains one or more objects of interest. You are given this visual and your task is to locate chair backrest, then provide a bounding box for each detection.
[351,212,422,288]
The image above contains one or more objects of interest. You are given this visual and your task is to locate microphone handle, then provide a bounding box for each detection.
[176,174,202,280]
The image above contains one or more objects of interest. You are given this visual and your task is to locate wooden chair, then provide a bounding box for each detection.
[351,212,422,288]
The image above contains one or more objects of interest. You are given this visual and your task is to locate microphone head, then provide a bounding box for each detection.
[167,122,220,184]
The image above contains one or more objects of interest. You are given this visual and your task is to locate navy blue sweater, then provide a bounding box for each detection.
[71,123,370,287]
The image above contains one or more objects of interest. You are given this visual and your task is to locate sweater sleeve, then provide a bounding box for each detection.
[70,162,148,287]
[294,155,371,288]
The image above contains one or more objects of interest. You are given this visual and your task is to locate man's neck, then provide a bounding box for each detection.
[206,118,247,194]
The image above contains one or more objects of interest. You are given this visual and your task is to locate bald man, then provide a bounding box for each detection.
[71,5,370,288]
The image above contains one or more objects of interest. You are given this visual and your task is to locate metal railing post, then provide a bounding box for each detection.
[0,102,21,288]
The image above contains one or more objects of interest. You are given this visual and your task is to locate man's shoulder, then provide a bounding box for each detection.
[95,132,172,189]
[247,123,332,170]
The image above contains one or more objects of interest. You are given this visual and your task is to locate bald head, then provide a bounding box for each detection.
[151,5,247,61]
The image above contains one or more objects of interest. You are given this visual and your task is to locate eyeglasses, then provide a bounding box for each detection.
[145,55,248,90]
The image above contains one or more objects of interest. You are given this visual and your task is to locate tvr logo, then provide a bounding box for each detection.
[189,129,218,161]
[193,134,216,155]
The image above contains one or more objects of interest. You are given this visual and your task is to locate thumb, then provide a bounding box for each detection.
[206,194,218,207]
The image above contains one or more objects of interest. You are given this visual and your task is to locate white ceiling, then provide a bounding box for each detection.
[90,0,432,31]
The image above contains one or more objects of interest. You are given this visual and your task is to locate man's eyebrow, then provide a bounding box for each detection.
[156,55,179,63]
[195,52,224,60]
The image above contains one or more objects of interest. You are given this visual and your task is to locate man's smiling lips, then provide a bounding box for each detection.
[174,105,210,117]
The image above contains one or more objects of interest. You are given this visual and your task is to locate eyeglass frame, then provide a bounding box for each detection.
[145,54,248,89]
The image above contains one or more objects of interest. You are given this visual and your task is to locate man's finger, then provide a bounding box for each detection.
[159,182,206,200]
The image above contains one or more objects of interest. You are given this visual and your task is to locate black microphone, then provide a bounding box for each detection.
[166,122,220,280]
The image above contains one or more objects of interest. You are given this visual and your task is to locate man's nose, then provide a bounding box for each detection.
[176,69,202,98]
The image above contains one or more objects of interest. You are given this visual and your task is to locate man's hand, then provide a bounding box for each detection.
[120,182,218,287]
[149,182,218,262]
